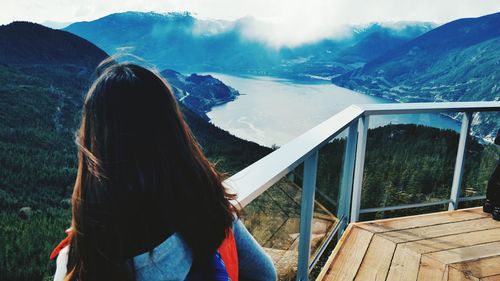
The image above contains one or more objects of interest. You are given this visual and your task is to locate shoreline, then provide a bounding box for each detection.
[203,72,483,147]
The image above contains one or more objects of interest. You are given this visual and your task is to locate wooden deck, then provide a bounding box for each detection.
[317,207,500,281]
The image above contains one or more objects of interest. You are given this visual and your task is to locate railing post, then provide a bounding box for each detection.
[296,150,319,281]
[338,123,358,235]
[351,115,369,223]
[449,112,472,211]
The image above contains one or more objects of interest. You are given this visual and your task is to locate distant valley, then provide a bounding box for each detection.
[63,11,499,139]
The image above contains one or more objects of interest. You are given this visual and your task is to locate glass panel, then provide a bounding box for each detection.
[460,112,500,208]
[240,164,304,281]
[360,114,461,220]
[240,131,347,280]
[309,133,347,277]
[368,112,461,132]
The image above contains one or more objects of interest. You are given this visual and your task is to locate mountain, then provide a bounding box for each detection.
[335,22,435,65]
[0,21,107,70]
[332,12,500,140]
[161,69,239,119]
[64,12,434,80]
[0,22,109,134]
[64,12,273,74]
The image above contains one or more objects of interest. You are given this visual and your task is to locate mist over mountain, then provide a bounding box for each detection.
[333,12,500,139]
[64,11,434,79]
[41,20,72,29]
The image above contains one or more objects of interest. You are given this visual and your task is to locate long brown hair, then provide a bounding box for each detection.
[66,60,237,280]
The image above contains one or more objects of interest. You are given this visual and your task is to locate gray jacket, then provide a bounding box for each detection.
[53,220,277,281]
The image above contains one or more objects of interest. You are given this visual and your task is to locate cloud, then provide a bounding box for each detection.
[234,16,352,48]
[1,0,499,47]
[192,18,233,36]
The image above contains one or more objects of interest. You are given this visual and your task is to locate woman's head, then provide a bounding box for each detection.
[67,60,236,280]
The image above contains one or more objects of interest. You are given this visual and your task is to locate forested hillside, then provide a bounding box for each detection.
[0,22,106,281]
[314,124,498,221]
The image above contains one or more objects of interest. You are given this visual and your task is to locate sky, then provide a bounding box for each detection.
[2,0,500,46]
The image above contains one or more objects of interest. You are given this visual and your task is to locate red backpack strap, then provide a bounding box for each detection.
[50,230,72,260]
[218,228,238,281]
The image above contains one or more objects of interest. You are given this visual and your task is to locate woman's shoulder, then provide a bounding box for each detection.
[52,233,194,281]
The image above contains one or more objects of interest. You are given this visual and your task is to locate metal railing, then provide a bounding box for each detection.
[223,101,500,281]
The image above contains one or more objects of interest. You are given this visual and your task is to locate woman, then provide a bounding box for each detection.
[51,60,277,281]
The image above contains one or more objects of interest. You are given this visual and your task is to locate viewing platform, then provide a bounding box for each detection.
[317,207,500,281]
[224,101,500,280]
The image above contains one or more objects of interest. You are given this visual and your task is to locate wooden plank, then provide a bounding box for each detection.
[417,239,500,281]
[417,255,448,281]
[448,266,480,281]
[481,275,500,281]
[317,223,356,281]
[387,218,500,281]
[402,228,500,255]
[386,244,422,281]
[357,207,487,233]
[426,241,500,265]
[449,255,500,278]
[322,226,374,281]
[380,218,500,244]
[316,224,355,281]
[355,235,396,281]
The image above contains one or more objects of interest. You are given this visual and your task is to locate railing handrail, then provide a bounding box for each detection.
[225,101,500,208]
[222,101,500,281]
[360,101,500,115]
[225,105,364,207]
